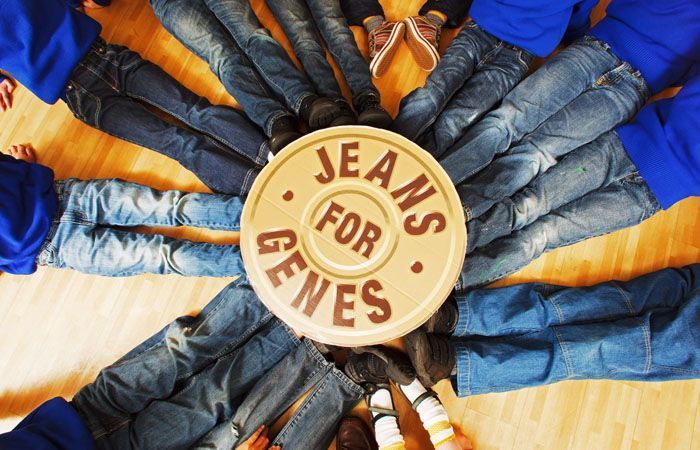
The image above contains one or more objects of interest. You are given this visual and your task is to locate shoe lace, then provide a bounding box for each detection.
[416,16,441,46]
[369,23,394,57]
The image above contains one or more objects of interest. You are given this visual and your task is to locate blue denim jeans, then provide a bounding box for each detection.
[36,178,247,277]
[266,0,379,109]
[71,278,363,449]
[392,21,533,158]
[457,132,662,289]
[199,0,319,116]
[149,0,295,135]
[450,265,700,396]
[440,36,651,190]
[65,40,268,195]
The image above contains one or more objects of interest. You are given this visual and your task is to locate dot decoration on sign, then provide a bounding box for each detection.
[411,261,423,273]
[282,190,294,201]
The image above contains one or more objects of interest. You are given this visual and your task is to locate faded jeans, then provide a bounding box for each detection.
[450,265,700,396]
[36,178,247,277]
[72,277,363,449]
[392,21,533,158]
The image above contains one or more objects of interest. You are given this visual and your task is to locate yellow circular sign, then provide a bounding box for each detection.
[241,126,466,346]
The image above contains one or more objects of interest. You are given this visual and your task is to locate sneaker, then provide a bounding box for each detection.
[404,15,441,72]
[403,330,455,387]
[330,100,358,127]
[345,346,416,385]
[269,115,302,154]
[422,295,458,334]
[336,416,377,450]
[368,21,405,78]
[357,97,393,129]
[301,96,343,130]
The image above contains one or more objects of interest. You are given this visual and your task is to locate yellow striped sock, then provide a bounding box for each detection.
[426,420,456,446]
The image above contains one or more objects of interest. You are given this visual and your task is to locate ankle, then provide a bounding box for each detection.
[425,10,447,27]
[363,15,385,33]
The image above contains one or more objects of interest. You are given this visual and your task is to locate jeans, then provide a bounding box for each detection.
[200,0,319,115]
[71,278,363,449]
[149,0,295,135]
[340,0,471,28]
[392,21,533,158]
[449,265,700,396]
[36,178,247,277]
[266,0,379,109]
[456,134,662,289]
[440,36,651,189]
[65,40,267,195]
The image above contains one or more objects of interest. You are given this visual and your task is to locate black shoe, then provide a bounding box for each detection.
[345,346,415,385]
[422,295,458,334]
[330,100,358,127]
[357,98,393,129]
[300,96,343,130]
[310,340,344,355]
[403,330,455,387]
[269,115,302,154]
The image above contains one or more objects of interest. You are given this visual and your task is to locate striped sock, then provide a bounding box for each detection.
[425,10,447,27]
[363,15,386,33]
[399,379,457,449]
[369,388,406,450]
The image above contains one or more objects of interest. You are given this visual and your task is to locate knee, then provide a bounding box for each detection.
[295,38,326,57]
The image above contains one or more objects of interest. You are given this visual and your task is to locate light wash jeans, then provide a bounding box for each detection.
[457,131,661,289]
[36,178,247,277]
[265,0,380,109]
[440,36,650,199]
[392,21,533,158]
[450,265,700,396]
[72,277,363,449]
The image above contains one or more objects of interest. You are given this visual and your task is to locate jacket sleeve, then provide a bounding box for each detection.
[563,0,598,44]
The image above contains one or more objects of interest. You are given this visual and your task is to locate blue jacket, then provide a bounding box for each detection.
[618,65,700,209]
[0,398,95,450]
[0,0,110,104]
[0,154,57,275]
[591,0,700,94]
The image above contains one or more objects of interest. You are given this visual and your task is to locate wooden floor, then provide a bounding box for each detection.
[1,1,698,449]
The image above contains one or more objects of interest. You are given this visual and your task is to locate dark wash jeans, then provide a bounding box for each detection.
[450,265,700,396]
[392,21,534,158]
[340,0,471,28]
[458,132,662,290]
[266,0,380,109]
[65,39,267,195]
[149,0,295,135]
[71,277,363,450]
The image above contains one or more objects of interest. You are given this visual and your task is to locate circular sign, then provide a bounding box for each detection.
[241,126,466,346]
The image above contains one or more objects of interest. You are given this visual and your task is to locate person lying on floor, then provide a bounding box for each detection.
[402,265,700,397]
[0,0,268,194]
[0,144,246,277]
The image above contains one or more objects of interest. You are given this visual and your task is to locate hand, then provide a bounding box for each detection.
[6,144,37,163]
[0,78,16,112]
[82,0,105,8]
[235,425,281,450]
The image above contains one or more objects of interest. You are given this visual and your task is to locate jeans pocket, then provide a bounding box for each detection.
[66,81,103,127]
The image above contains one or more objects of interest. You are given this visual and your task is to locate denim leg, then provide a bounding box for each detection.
[457,175,662,290]
[458,65,649,219]
[305,0,380,107]
[466,131,635,251]
[440,37,625,185]
[265,0,343,100]
[420,0,472,27]
[149,0,293,135]
[56,178,243,231]
[339,0,384,27]
[451,265,700,396]
[203,0,317,114]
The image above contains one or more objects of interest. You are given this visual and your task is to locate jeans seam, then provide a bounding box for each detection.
[548,297,566,324]
[612,284,636,315]
[551,326,574,376]
[635,317,653,374]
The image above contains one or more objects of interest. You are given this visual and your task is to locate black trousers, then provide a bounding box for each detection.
[340,0,471,28]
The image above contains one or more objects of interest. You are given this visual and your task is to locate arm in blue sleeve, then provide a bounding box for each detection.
[563,0,598,43]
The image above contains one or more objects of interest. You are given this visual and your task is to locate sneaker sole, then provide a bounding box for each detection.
[404,17,440,72]
[369,23,405,79]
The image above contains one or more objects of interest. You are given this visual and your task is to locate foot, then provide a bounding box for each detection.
[422,295,458,334]
[357,97,393,129]
[454,424,474,450]
[403,331,455,387]
[345,346,416,385]
[301,96,343,131]
[336,416,377,450]
[330,100,357,127]
[7,144,37,163]
[368,21,405,78]
[404,16,441,72]
[269,115,302,154]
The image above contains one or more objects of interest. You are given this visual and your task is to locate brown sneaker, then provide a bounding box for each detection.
[368,21,405,78]
[336,416,377,450]
[404,15,441,72]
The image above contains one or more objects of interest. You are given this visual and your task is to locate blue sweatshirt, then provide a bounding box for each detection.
[0,0,110,104]
[591,0,700,95]
[0,154,57,275]
[617,65,700,210]
[0,398,95,450]
[470,0,598,57]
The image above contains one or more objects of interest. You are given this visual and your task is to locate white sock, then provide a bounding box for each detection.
[369,388,405,450]
[399,379,456,448]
